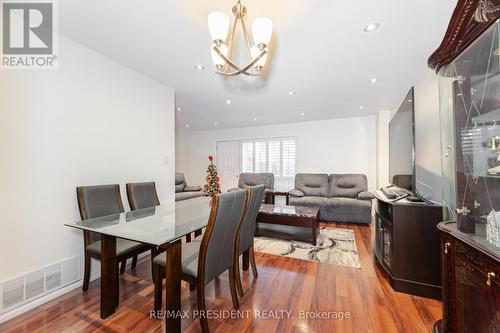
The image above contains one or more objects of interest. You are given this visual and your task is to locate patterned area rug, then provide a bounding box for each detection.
[254,227,361,268]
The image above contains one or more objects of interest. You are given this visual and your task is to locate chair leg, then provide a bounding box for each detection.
[234,253,244,297]
[186,233,192,242]
[197,282,209,333]
[131,255,138,270]
[242,250,249,271]
[250,246,258,278]
[153,264,163,312]
[82,253,91,291]
[120,260,126,274]
[228,268,239,309]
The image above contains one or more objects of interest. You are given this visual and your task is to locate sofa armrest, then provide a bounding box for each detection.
[288,189,305,197]
[227,187,242,192]
[357,191,374,200]
[184,185,202,192]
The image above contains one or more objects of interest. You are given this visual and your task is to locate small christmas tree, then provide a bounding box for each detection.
[203,155,222,196]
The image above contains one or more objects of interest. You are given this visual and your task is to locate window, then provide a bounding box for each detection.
[240,137,297,190]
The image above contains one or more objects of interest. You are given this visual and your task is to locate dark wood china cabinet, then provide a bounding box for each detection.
[429,1,500,332]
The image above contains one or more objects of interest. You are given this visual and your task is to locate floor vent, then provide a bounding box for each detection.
[0,255,82,313]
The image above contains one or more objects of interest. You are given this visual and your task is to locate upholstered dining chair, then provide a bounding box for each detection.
[77,184,151,291]
[152,190,250,333]
[126,182,160,210]
[232,185,265,297]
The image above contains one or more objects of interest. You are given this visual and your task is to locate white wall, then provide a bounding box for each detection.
[376,110,391,188]
[178,116,377,191]
[413,69,443,203]
[175,128,191,173]
[0,36,175,282]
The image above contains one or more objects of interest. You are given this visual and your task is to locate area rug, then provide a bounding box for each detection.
[254,227,361,268]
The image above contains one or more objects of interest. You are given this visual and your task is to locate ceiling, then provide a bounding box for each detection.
[59,0,456,130]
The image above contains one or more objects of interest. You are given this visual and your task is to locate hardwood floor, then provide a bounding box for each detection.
[0,222,441,333]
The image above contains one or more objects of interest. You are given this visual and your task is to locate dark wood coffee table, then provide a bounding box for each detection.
[256,204,320,245]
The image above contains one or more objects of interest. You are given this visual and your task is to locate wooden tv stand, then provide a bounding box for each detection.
[373,190,443,299]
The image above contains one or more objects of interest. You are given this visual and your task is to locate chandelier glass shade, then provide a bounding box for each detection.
[207,0,272,76]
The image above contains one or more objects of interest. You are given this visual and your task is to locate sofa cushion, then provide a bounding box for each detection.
[238,173,274,190]
[175,173,187,193]
[329,174,367,198]
[175,191,204,202]
[326,197,372,224]
[358,191,374,200]
[289,196,328,208]
[289,189,305,197]
[294,174,329,197]
[184,185,202,192]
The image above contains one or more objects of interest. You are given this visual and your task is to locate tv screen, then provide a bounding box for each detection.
[389,88,415,191]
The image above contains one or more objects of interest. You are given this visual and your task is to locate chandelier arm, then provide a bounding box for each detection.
[212,45,242,72]
[239,49,268,75]
[239,16,253,61]
[225,15,239,72]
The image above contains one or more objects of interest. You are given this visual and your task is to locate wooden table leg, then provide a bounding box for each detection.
[100,234,117,319]
[242,249,249,271]
[163,240,182,333]
[312,215,319,246]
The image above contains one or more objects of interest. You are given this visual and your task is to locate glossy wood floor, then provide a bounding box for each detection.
[0,222,441,333]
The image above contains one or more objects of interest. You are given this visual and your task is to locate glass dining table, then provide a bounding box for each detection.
[64,196,212,333]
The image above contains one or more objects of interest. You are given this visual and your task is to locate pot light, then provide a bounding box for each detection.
[363,22,380,33]
[194,64,205,70]
[226,99,232,105]
[253,117,257,121]
[359,106,364,110]
[300,112,305,116]
[214,122,218,126]
[369,77,377,84]
[186,124,190,128]
[288,91,295,96]
[176,107,182,111]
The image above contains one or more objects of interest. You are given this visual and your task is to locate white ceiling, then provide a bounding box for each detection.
[59,0,456,130]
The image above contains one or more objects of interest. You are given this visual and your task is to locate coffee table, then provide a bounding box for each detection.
[256,204,320,245]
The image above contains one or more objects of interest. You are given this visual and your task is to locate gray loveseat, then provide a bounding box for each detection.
[288,174,374,224]
[228,173,274,192]
[175,173,205,202]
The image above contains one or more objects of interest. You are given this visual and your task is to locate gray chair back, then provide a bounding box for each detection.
[238,173,274,190]
[126,182,160,210]
[295,173,329,197]
[76,184,125,243]
[328,174,368,198]
[175,173,187,193]
[200,190,248,284]
[238,185,266,254]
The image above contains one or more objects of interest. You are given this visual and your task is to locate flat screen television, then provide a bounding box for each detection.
[389,87,416,193]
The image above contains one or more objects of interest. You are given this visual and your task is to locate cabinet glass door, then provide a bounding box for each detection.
[439,21,500,249]
[382,225,392,268]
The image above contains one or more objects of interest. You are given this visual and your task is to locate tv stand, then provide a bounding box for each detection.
[373,191,443,299]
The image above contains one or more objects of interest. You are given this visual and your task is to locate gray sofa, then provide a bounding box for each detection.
[175,173,205,202]
[228,173,274,192]
[288,174,374,224]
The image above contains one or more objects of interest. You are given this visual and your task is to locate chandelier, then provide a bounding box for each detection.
[207,0,273,76]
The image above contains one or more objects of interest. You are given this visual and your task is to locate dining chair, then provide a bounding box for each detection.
[77,184,151,291]
[233,185,265,297]
[126,182,160,210]
[152,189,250,333]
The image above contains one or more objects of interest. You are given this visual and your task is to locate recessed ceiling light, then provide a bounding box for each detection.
[359,106,364,110]
[226,99,232,105]
[194,64,205,70]
[253,117,257,121]
[214,122,218,126]
[300,112,305,116]
[186,124,190,128]
[363,22,380,33]
[288,91,295,96]
[176,107,182,111]
[369,77,377,84]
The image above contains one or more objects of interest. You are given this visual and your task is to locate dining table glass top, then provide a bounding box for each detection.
[64,196,212,246]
